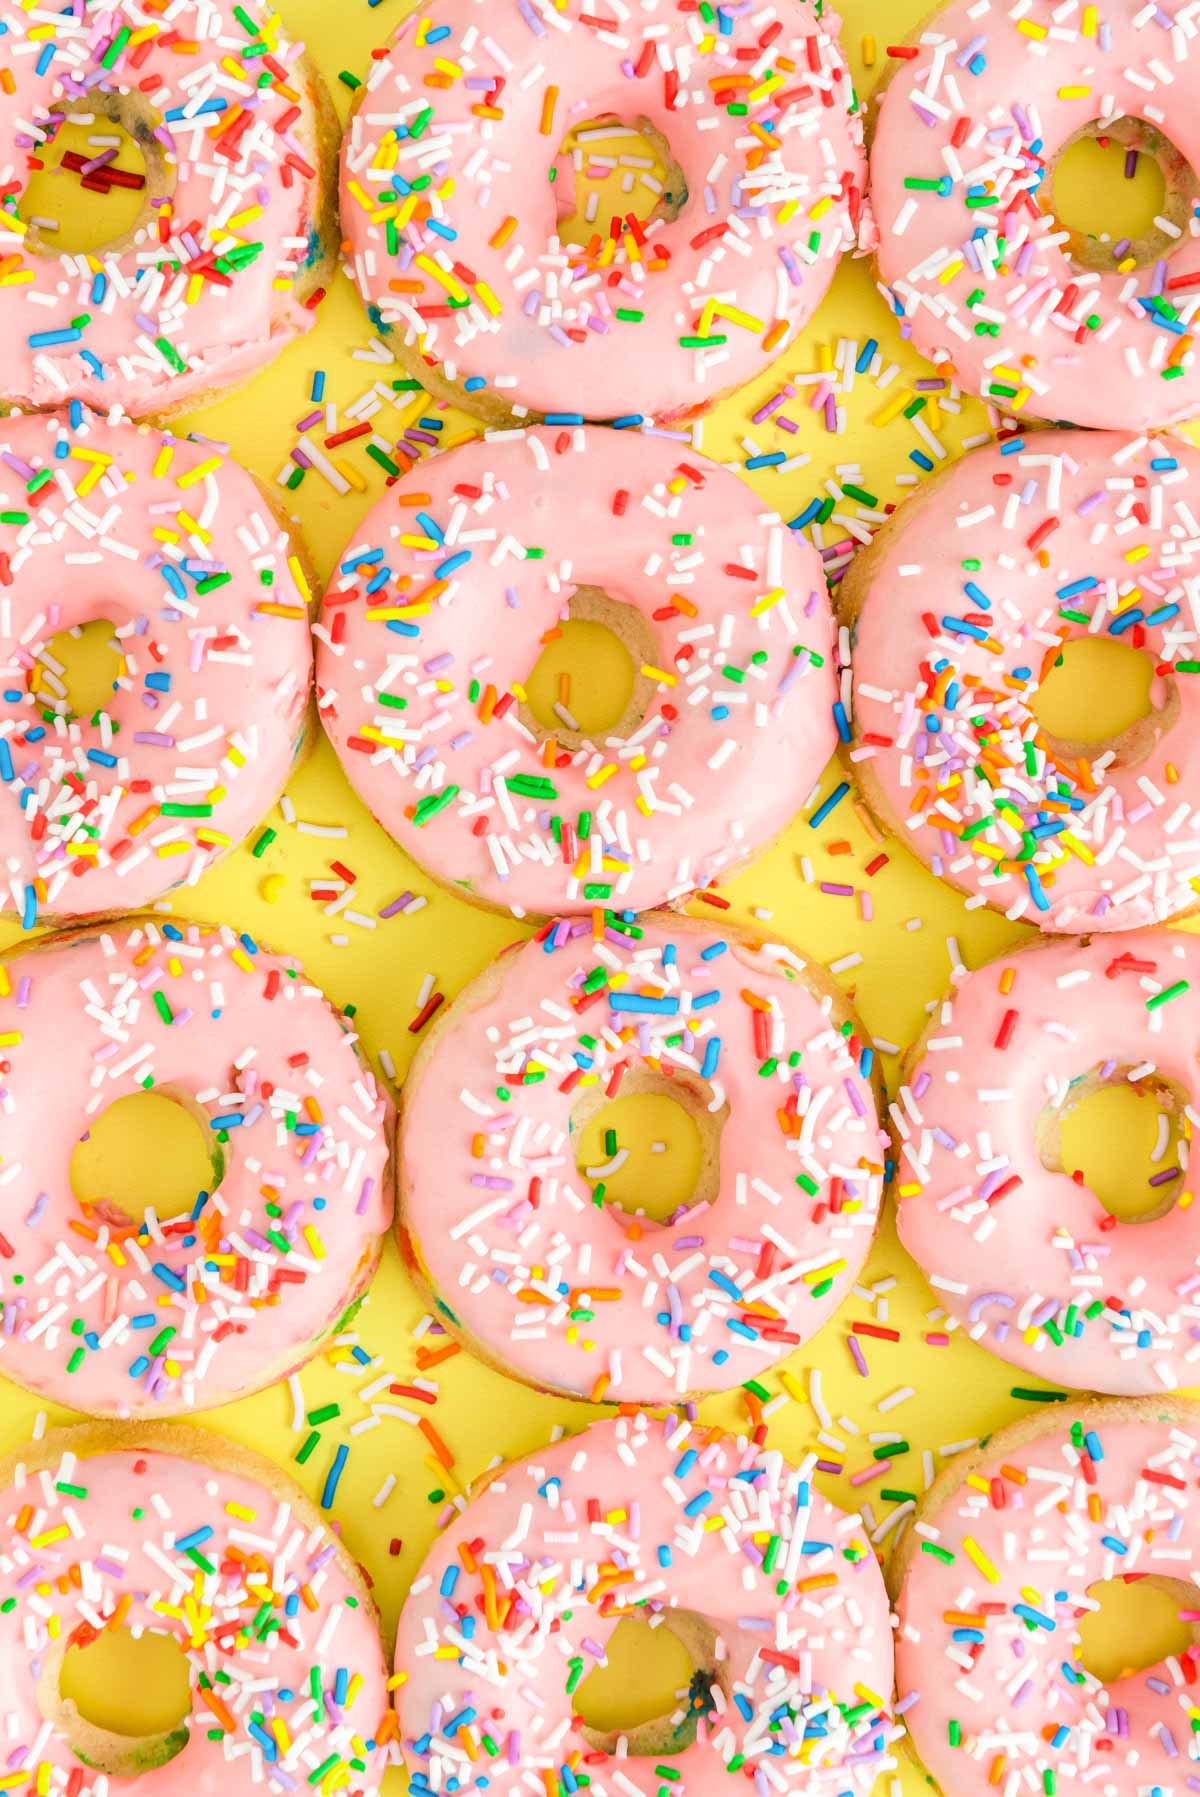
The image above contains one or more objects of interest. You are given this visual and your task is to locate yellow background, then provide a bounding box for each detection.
[12,0,1199,1783]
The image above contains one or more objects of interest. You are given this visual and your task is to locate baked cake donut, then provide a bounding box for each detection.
[339,0,866,424]
[843,429,1200,933]
[399,912,886,1402]
[317,425,838,918]
[892,1397,1200,1797]
[0,408,314,925]
[0,1420,393,1791]
[0,1,338,418]
[868,0,1200,429]
[892,931,1200,1397]
[0,916,392,1415]
[395,1410,897,1795]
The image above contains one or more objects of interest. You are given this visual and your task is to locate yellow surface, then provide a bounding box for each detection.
[6,0,1199,1772]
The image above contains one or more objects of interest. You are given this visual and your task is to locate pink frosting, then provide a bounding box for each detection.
[849,429,1200,932]
[867,0,1200,429]
[0,409,313,922]
[896,1406,1200,1797]
[0,5,327,416]
[399,915,885,1400]
[317,426,837,918]
[893,931,1200,1396]
[340,0,864,421]
[0,1436,391,1795]
[0,917,393,1414]
[395,1411,896,1797]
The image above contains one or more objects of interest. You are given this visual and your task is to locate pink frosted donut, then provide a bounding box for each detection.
[0,4,336,417]
[893,1398,1200,1797]
[398,913,886,1402]
[339,0,865,423]
[868,0,1200,430]
[316,426,838,918]
[395,1410,897,1794]
[0,916,392,1415]
[0,1422,392,1791]
[844,429,1200,933]
[0,409,313,925]
[892,932,1200,1397]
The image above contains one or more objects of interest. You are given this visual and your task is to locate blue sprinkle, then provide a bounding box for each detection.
[321,1444,349,1510]
[174,1525,214,1552]
[809,781,849,828]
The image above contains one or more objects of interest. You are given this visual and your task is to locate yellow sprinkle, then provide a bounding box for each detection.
[176,455,224,490]
[938,258,965,285]
[30,1526,70,1549]
[640,664,677,686]
[0,1033,22,1048]
[873,388,914,427]
[1058,86,1090,98]
[259,873,286,903]
[963,1535,1000,1584]
[153,445,174,479]
[287,554,312,606]
[303,1225,326,1261]
[415,254,470,302]
[1082,4,1098,31]
[1017,17,1048,35]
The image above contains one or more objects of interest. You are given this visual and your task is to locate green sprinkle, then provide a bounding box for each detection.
[296,1431,320,1464]
[153,991,173,1026]
[252,827,276,858]
[1147,980,1188,1010]
[155,337,187,374]
[413,785,460,825]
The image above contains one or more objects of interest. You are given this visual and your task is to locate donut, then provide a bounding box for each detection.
[867,0,1200,431]
[316,425,838,918]
[398,911,886,1402]
[338,0,865,426]
[0,408,314,925]
[891,931,1200,1397]
[394,1409,897,1794]
[0,1420,393,1789]
[0,3,338,419]
[0,915,393,1415]
[891,1396,1200,1797]
[842,429,1200,934]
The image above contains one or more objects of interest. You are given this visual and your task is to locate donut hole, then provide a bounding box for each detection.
[551,114,688,248]
[18,96,168,257]
[1030,635,1174,769]
[520,587,661,750]
[1048,118,1192,273]
[71,1089,222,1229]
[1076,1576,1198,1689]
[32,620,126,723]
[570,1066,724,1226]
[573,1613,720,1755]
[1038,1064,1189,1224]
[51,1628,190,1771]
